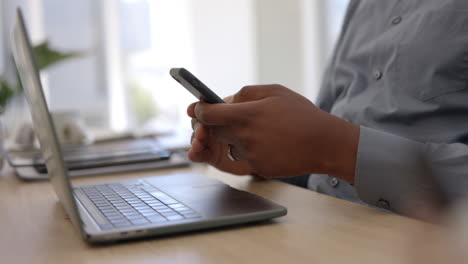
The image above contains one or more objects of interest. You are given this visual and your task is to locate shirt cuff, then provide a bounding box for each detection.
[354,126,428,212]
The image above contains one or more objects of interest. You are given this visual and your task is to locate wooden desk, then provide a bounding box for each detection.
[0,165,438,264]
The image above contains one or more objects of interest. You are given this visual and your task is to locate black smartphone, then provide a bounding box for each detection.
[170,68,225,104]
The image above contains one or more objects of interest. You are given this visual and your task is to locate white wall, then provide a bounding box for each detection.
[302,0,329,101]
[253,0,329,101]
[188,0,257,98]
[42,0,110,127]
[0,5,3,76]
[1,0,30,83]
[255,0,304,93]
[0,0,48,83]
[186,0,329,101]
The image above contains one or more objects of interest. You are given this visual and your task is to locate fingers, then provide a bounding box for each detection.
[188,125,210,162]
[224,95,234,104]
[194,101,253,126]
[190,138,205,153]
[191,118,198,130]
[189,99,248,126]
[188,146,211,163]
[189,123,244,160]
[192,122,209,143]
[188,138,247,173]
[232,84,285,103]
[188,85,282,125]
[187,102,197,118]
[211,125,240,145]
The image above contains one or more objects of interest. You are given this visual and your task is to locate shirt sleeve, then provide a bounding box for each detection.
[354,126,468,213]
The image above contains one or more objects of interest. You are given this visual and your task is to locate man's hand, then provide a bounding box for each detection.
[187,85,360,183]
[188,96,254,176]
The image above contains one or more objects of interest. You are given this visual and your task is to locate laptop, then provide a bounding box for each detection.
[7,138,190,180]
[11,8,286,243]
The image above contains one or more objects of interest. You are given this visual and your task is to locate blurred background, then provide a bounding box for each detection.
[0,0,349,137]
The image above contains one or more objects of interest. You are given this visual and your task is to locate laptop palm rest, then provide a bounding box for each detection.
[145,173,281,218]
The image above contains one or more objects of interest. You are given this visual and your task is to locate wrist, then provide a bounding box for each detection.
[337,122,360,184]
[317,115,360,184]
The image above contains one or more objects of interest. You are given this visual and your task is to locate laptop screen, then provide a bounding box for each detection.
[10,9,83,231]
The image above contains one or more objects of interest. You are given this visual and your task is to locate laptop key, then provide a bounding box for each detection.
[147,204,162,209]
[99,208,116,213]
[106,212,124,218]
[158,208,174,213]
[110,220,129,226]
[147,216,167,223]
[150,204,167,209]
[114,223,132,228]
[184,214,201,219]
[119,208,136,213]
[175,207,192,213]
[101,209,119,215]
[108,217,127,223]
[159,212,176,217]
[134,206,151,211]
[141,211,160,217]
[122,212,140,218]
[179,210,196,215]
[131,206,147,211]
[129,199,144,204]
[113,203,129,209]
[130,219,149,225]
[168,203,185,209]
[126,215,146,221]
[147,191,179,205]
[99,224,114,230]
[115,205,132,211]
[147,201,164,205]
[104,213,122,218]
[165,215,184,221]
[138,208,155,213]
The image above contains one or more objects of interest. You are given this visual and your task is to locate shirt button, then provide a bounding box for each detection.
[377,199,391,210]
[392,16,402,25]
[373,70,383,80]
[329,177,339,188]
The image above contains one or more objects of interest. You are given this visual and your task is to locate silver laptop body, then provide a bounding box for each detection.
[11,8,286,243]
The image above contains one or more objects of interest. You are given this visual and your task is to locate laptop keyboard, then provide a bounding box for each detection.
[78,182,200,230]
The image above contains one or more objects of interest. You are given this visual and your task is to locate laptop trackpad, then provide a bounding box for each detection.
[145,173,277,217]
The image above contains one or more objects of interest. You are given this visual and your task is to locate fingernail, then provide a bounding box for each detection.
[194,122,201,132]
[191,139,204,153]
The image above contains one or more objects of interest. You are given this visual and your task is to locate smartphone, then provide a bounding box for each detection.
[170,68,225,104]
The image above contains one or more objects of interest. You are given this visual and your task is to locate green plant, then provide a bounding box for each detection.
[0,41,79,110]
[129,78,158,125]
